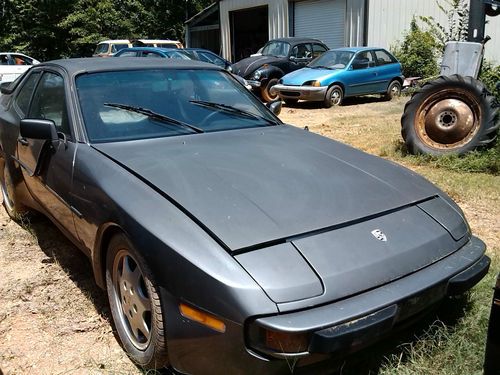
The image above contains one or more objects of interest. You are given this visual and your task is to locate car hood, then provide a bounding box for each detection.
[282,67,343,85]
[93,125,443,251]
[232,55,283,78]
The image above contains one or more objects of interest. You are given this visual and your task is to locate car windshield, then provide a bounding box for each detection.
[164,51,191,60]
[94,43,109,54]
[308,50,355,69]
[261,41,290,57]
[76,69,280,143]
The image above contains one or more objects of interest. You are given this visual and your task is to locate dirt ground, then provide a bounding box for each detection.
[0,97,498,374]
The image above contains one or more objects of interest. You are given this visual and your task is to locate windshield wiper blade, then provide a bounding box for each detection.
[189,100,278,125]
[310,65,332,70]
[104,103,204,134]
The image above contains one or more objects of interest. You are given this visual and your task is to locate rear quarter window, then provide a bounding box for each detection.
[14,72,40,115]
[374,50,397,65]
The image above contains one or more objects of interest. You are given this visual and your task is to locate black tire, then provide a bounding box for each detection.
[284,98,298,106]
[385,80,402,101]
[0,157,27,221]
[261,78,279,102]
[324,85,343,108]
[401,75,499,155]
[106,233,169,369]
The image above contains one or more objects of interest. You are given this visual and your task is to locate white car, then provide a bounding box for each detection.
[0,53,40,83]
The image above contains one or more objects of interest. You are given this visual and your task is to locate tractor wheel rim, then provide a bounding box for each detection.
[416,90,481,150]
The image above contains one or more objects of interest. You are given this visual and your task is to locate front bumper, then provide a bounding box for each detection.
[245,79,261,89]
[270,84,327,101]
[250,236,488,359]
[166,236,488,374]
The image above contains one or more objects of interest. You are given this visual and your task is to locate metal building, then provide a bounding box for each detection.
[185,0,500,63]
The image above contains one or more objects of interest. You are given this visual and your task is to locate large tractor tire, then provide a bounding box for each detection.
[401,75,499,155]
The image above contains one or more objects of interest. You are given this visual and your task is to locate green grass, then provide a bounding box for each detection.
[381,140,500,176]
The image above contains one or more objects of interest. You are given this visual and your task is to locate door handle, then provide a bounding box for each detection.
[17,137,29,146]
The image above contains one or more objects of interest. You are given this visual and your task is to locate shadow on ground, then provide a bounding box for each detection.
[25,215,471,375]
[284,95,389,110]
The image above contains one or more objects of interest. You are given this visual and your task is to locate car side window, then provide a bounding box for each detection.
[28,72,70,135]
[374,50,397,65]
[0,55,10,65]
[312,44,328,58]
[290,44,312,59]
[12,54,32,65]
[352,51,375,70]
[118,51,137,57]
[142,51,162,58]
[14,71,41,116]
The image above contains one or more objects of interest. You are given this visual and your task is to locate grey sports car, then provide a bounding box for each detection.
[0,58,490,374]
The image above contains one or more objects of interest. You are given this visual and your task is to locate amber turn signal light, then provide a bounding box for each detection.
[179,303,226,333]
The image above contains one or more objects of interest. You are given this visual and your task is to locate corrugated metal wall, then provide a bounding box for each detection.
[367,0,500,62]
[294,0,346,48]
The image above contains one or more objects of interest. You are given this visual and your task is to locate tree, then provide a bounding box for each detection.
[392,18,440,78]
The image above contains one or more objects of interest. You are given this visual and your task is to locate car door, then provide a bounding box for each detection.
[346,50,380,95]
[15,69,79,238]
[0,54,28,83]
[373,49,401,92]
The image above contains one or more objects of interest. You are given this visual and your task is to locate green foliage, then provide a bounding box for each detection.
[0,0,213,60]
[420,0,469,50]
[479,60,500,100]
[386,139,500,175]
[392,19,440,79]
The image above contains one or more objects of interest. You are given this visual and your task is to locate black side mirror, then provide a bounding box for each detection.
[20,118,58,141]
[266,100,282,116]
[0,81,14,95]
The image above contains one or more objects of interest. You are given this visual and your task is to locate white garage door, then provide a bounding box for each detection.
[294,0,346,49]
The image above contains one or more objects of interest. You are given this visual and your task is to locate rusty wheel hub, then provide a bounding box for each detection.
[416,90,481,150]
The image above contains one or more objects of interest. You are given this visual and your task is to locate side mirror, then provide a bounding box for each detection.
[0,81,14,95]
[20,118,58,141]
[226,63,233,72]
[266,100,282,116]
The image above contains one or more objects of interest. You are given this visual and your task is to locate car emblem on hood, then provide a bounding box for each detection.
[371,229,387,242]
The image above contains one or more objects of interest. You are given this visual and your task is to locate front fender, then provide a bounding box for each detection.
[255,65,285,82]
[72,144,278,323]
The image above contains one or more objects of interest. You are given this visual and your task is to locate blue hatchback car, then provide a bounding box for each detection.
[271,47,404,108]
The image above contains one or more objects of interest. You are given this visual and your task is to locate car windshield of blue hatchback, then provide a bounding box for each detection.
[308,50,355,70]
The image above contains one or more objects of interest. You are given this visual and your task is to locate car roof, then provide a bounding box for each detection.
[118,47,182,53]
[97,40,130,44]
[331,46,386,53]
[38,57,220,76]
[137,39,181,44]
[267,37,325,44]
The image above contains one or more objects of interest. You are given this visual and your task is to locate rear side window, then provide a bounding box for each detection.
[142,51,163,58]
[14,71,41,115]
[374,50,397,65]
[28,72,70,134]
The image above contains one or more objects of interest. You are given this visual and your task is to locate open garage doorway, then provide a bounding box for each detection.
[230,6,268,62]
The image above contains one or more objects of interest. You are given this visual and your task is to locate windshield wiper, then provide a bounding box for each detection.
[309,65,332,70]
[104,103,204,134]
[189,100,278,125]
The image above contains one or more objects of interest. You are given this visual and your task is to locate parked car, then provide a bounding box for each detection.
[484,272,500,375]
[133,39,184,49]
[115,47,250,89]
[231,37,329,101]
[94,39,184,57]
[114,47,190,60]
[182,48,232,71]
[271,47,404,108]
[0,58,489,374]
[0,53,40,83]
